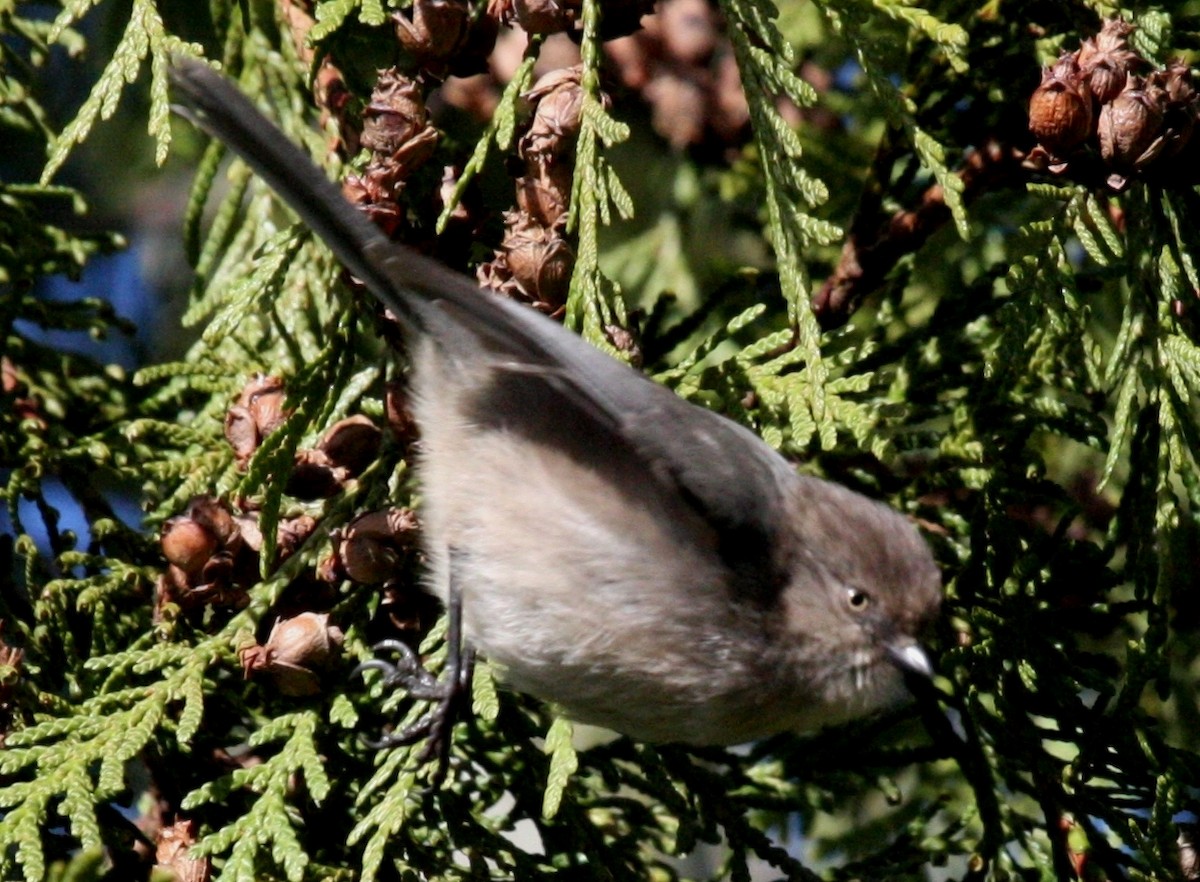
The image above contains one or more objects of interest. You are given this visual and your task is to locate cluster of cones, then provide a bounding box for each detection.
[156,375,424,697]
[323,0,761,317]
[343,52,591,316]
[1028,19,1200,190]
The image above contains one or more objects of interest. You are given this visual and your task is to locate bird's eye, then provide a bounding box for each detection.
[846,589,871,612]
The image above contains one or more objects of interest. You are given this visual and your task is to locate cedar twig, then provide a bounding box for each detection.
[813,140,1023,329]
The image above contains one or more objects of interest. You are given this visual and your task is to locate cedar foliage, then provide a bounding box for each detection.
[3,0,1200,880]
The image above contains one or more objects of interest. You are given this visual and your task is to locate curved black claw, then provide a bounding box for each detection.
[352,639,442,699]
[353,568,474,783]
[361,648,475,763]
[354,641,471,730]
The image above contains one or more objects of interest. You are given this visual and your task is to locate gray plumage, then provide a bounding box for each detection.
[170,59,942,745]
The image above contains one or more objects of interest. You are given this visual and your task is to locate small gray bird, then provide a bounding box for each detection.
[170,59,941,748]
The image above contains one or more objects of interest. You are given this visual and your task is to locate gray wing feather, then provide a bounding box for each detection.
[170,58,792,569]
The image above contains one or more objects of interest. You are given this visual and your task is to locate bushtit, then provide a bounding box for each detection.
[170,60,941,747]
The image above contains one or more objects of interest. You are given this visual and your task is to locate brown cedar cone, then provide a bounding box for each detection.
[1029,53,1094,159]
[491,0,650,38]
[182,496,239,549]
[515,163,572,228]
[225,374,289,467]
[155,497,255,617]
[509,0,579,34]
[394,0,470,63]
[493,210,575,311]
[240,612,344,697]
[1078,19,1138,103]
[520,66,586,160]
[285,416,379,499]
[604,0,754,150]
[377,140,436,195]
[361,73,429,155]
[1150,60,1199,160]
[342,173,406,238]
[346,69,439,235]
[155,819,211,882]
[321,507,420,584]
[317,415,382,476]
[160,516,219,577]
[223,406,259,467]
[286,449,350,500]
[712,51,752,142]
[231,513,317,561]
[157,556,249,614]
[191,551,251,609]
[1098,76,1166,187]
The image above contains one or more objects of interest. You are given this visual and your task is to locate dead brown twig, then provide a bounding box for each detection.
[813,139,1024,329]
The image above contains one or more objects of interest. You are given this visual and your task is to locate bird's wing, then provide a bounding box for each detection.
[170,58,795,583]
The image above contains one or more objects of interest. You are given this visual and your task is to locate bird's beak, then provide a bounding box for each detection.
[886,638,934,678]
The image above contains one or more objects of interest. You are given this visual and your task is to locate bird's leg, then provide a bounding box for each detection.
[353,553,474,775]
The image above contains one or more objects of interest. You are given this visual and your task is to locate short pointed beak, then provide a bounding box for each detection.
[886,638,934,678]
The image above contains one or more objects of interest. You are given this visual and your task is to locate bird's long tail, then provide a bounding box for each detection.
[168,57,502,339]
